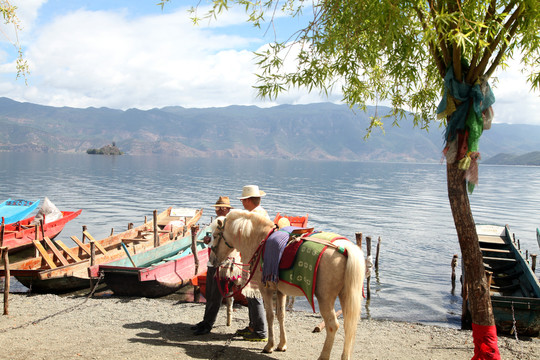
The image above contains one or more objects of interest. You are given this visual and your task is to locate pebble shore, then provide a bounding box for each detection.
[0,293,538,359]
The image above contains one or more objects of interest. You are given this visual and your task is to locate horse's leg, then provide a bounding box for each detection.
[317,296,339,360]
[261,288,275,353]
[226,296,233,326]
[285,295,295,311]
[275,291,287,351]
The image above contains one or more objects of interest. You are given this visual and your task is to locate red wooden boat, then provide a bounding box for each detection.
[273,212,309,228]
[99,232,210,298]
[192,271,248,306]
[2,207,201,293]
[1,210,82,253]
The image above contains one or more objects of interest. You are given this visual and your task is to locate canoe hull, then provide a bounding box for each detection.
[1,210,82,252]
[13,270,91,294]
[2,207,202,294]
[102,247,210,298]
[100,230,210,298]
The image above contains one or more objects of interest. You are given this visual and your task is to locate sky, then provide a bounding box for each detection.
[0,0,538,125]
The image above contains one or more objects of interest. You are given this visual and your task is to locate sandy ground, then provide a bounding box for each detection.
[0,292,538,360]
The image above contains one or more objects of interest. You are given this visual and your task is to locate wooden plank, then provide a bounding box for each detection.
[43,237,69,266]
[122,238,151,243]
[478,235,506,245]
[55,240,81,262]
[83,230,108,255]
[70,235,92,256]
[32,240,56,269]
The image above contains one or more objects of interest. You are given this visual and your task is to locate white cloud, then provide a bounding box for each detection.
[491,56,539,125]
[0,1,538,126]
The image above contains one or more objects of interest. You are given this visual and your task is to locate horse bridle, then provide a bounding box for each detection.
[211,218,234,255]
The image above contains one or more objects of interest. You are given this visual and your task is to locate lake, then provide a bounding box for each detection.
[1,152,539,328]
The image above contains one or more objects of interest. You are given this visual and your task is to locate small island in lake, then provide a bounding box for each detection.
[87,142,123,155]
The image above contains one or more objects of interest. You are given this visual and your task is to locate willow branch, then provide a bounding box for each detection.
[448,1,462,81]
[468,0,497,80]
[428,0,451,67]
[472,3,523,81]
[484,19,520,80]
[416,3,446,78]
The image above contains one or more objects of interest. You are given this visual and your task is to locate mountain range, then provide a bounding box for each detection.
[1,97,539,163]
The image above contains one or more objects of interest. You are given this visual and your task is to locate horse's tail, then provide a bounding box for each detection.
[336,239,365,357]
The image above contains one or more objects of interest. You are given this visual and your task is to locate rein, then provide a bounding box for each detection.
[215,226,276,299]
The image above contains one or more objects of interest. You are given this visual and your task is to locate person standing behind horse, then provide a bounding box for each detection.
[191,196,236,335]
[235,185,269,342]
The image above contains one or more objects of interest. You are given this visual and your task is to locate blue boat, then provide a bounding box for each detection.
[0,199,40,225]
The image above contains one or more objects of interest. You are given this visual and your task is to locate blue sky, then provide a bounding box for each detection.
[0,0,538,126]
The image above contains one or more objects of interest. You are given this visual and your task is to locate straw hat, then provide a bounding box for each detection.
[212,196,232,208]
[237,185,266,199]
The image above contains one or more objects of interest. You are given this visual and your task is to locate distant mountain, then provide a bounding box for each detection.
[484,151,540,166]
[1,97,539,162]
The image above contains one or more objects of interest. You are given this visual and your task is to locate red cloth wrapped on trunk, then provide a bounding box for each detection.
[471,323,500,360]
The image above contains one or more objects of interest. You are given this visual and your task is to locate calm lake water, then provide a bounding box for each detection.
[1,152,539,328]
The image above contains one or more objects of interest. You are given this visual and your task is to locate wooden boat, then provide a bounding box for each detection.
[464,225,540,336]
[0,210,82,252]
[273,212,309,228]
[0,207,202,293]
[96,226,209,298]
[0,199,40,225]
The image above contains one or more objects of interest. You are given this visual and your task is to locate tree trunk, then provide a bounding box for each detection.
[446,161,494,326]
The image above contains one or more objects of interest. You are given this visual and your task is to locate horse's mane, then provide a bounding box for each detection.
[226,209,274,243]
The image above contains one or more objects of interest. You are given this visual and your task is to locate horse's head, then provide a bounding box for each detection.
[209,215,236,266]
[209,209,275,266]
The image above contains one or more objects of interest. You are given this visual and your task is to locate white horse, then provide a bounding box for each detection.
[210,210,365,360]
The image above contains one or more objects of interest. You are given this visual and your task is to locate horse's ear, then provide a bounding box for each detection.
[217,218,224,227]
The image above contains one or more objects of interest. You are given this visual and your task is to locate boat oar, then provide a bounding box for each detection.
[121,242,137,267]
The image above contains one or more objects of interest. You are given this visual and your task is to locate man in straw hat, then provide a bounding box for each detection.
[192,196,234,335]
[235,185,269,342]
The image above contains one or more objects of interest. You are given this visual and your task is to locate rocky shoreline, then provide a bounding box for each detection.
[0,293,538,359]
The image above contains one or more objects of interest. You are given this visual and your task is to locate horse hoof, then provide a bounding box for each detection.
[276,346,287,352]
[262,347,274,354]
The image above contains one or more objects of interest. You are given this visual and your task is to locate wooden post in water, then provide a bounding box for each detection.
[531,254,537,273]
[153,210,159,248]
[375,236,382,270]
[128,223,134,230]
[110,228,114,236]
[191,226,200,276]
[451,254,458,294]
[2,247,10,315]
[82,225,87,243]
[365,236,372,300]
[355,232,362,249]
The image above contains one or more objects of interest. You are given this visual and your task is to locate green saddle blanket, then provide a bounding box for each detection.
[279,232,346,312]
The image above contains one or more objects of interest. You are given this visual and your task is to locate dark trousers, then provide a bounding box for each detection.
[201,266,224,328]
[247,296,267,337]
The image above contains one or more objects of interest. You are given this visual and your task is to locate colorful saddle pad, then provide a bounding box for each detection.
[279,232,347,312]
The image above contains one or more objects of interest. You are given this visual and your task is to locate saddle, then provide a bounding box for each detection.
[279,228,348,270]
